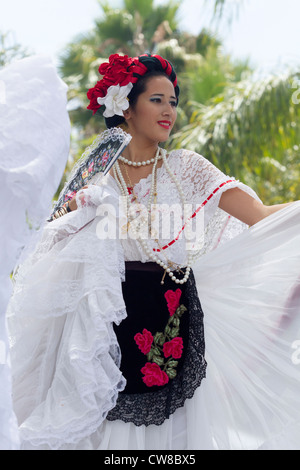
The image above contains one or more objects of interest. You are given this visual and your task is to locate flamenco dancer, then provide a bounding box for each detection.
[7,53,300,450]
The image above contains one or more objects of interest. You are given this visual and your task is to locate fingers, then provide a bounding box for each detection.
[65,185,91,212]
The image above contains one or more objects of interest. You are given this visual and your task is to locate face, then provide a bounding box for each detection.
[124,75,178,144]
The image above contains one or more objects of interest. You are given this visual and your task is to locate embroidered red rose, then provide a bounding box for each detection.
[141,363,169,387]
[164,288,182,316]
[163,337,184,360]
[134,329,153,355]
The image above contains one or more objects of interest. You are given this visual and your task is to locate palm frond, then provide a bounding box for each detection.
[205,0,245,23]
[170,70,300,203]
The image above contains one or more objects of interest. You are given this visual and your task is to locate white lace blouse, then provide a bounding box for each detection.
[91,148,257,266]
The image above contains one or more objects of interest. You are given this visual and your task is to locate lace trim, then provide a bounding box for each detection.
[106,271,207,426]
[7,201,128,449]
[119,149,257,264]
[52,128,131,214]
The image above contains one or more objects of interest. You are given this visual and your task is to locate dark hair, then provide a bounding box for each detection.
[105,54,180,129]
[105,70,178,129]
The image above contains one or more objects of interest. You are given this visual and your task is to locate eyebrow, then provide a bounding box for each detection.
[150,93,177,100]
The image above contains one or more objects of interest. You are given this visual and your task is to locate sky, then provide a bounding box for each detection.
[1,0,300,74]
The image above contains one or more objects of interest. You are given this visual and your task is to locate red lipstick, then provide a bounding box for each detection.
[158,121,171,129]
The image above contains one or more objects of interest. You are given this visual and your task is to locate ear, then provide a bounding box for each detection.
[123,105,132,121]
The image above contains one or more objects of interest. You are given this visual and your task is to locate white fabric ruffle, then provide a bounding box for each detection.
[195,201,300,450]
[68,202,300,451]
[7,183,127,450]
[0,54,70,450]
[6,142,300,450]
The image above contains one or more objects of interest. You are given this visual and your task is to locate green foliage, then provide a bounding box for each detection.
[205,0,244,24]
[56,0,300,206]
[195,28,222,56]
[170,71,300,204]
[124,0,154,18]
[95,4,134,46]
[145,1,181,34]
[185,46,251,106]
[58,0,181,135]
[0,31,30,68]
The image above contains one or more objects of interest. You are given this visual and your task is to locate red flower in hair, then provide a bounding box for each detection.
[87,54,135,114]
[99,54,134,87]
[87,53,177,115]
[87,80,108,114]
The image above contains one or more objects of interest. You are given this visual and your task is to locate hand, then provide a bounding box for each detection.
[65,185,89,211]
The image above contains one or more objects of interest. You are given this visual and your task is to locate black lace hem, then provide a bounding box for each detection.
[106,269,207,426]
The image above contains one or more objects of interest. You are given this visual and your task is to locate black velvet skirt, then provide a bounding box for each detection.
[106,261,207,427]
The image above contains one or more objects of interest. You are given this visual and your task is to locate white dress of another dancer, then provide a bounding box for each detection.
[0,55,70,450]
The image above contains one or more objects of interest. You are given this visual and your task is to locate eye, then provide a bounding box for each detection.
[170,100,178,107]
[150,97,162,103]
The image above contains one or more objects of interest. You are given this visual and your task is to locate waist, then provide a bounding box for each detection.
[125,261,164,273]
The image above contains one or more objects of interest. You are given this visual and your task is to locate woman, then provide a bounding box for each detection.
[7,53,300,450]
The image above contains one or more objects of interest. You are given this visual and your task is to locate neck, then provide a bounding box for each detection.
[122,139,159,163]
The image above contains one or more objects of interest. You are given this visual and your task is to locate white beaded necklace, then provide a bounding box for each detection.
[118,153,162,167]
[113,147,194,284]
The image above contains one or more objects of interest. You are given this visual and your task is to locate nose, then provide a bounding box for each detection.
[162,102,174,116]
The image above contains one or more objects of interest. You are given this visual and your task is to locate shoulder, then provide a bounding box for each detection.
[168,148,217,170]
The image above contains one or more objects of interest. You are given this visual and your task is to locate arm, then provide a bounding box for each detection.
[219,187,292,226]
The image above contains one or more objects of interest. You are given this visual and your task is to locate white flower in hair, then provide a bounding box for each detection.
[97,83,133,118]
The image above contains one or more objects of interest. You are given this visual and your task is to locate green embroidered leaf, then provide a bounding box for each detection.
[165,325,172,336]
[168,360,179,368]
[147,349,154,361]
[153,355,164,366]
[170,327,180,338]
[176,305,187,317]
[154,332,165,346]
[166,368,177,379]
[153,346,161,356]
[168,315,179,327]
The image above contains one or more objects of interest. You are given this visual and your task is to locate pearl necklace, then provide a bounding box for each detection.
[113,148,194,285]
[118,153,162,167]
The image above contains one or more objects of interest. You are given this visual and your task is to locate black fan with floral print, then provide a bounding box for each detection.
[50,127,132,217]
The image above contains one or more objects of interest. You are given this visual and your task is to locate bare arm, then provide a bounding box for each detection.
[219,187,292,226]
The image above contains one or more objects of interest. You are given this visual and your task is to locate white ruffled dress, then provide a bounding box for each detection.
[0,55,70,450]
[7,149,300,450]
